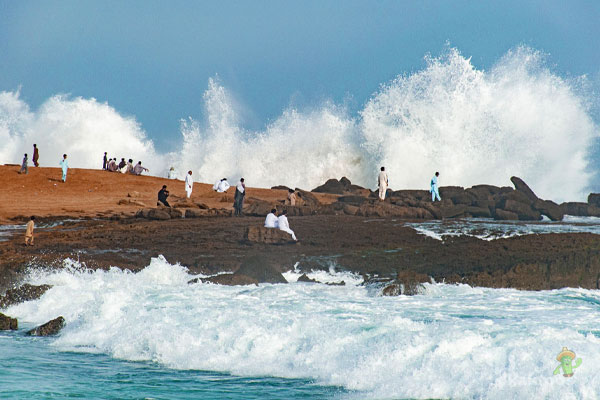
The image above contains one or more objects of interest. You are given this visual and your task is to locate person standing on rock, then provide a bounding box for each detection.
[277,209,297,241]
[378,166,388,201]
[431,172,441,202]
[25,216,35,246]
[157,185,170,207]
[265,208,279,228]
[102,152,108,169]
[60,154,68,182]
[19,153,28,174]
[185,170,194,198]
[33,144,39,167]
[287,189,297,206]
[233,178,246,216]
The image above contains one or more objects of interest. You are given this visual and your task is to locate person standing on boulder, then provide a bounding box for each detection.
[378,166,388,201]
[25,216,35,246]
[185,170,194,198]
[431,172,441,202]
[33,144,39,167]
[60,154,68,182]
[233,178,246,216]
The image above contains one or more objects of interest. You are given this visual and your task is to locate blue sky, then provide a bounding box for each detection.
[1,0,599,149]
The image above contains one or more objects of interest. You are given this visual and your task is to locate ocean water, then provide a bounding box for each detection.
[2,256,600,399]
[1,46,598,202]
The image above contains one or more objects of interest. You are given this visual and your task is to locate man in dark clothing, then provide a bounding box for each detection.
[103,152,108,169]
[157,185,170,207]
[118,158,126,170]
[233,178,246,216]
[33,144,39,167]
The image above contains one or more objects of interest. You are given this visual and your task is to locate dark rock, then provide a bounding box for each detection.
[195,202,209,210]
[325,281,345,286]
[0,284,52,308]
[439,204,467,218]
[382,283,401,296]
[382,270,429,296]
[337,196,367,204]
[135,208,151,218]
[343,204,359,215]
[390,190,431,201]
[588,193,600,207]
[311,178,345,194]
[295,190,320,207]
[560,202,589,216]
[202,274,259,286]
[501,200,542,221]
[166,208,183,219]
[271,185,291,191]
[244,226,296,244]
[26,316,65,336]
[0,312,18,330]
[450,192,475,206]
[339,177,352,187]
[297,273,317,283]
[496,190,533,207]
[185,209,211,218]
[473,199,495,211]
[439,186,465,199]
[494,209,519,220]
[533,199,564,221]
[465,206,492,218]
[234,255,288,284]
[470,184,501,196]
[510,176,539,202]
[147,208,171,220]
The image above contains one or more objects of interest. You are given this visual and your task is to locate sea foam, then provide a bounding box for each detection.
[7,256,600,399]
[1,46,598,201]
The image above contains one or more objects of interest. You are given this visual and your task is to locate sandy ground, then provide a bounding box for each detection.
[0,165,336,223]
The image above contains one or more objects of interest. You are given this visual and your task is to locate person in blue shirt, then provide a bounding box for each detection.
[60,154,68,182]
[431,171,441,202]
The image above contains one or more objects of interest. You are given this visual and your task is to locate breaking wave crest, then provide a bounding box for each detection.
[1,46,597,201]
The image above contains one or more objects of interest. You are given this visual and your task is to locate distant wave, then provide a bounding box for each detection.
[1,46,597,201]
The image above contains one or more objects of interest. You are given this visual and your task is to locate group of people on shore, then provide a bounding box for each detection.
[264,208,297,241]
[103,153,149,175]
[377,166,442,202]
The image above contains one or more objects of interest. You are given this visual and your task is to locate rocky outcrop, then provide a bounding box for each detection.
[510,176,539,203]
[235,255,288,284]
[311,177,367,195]
[0,284,52,308]
[0,312,18,330]
[381,270,430,296]
[117,198,146,207]
[202,274,259,285]
[297,273,317,283]
[26,316,65,336]
[244,226,296,244]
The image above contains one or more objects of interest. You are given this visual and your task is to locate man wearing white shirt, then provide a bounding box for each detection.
[277,209,297,241]
[378,166,388,201]
[264,209,279,228]
[185,170,194,198]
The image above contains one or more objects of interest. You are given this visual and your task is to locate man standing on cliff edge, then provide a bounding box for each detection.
[378,166,388,201]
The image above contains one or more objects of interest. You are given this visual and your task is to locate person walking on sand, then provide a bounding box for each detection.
[33,144,39,167]
[233,178,246,216]
[19,153,28,174]
[157,185,171,207]
[25,216,35,246]
[431,171,441,202]
[60,154,68,182]
[185,170,194,198]
[277,209,297,241]
[378,166,388,201]
[265,208,279,228]
[102,152,108,170]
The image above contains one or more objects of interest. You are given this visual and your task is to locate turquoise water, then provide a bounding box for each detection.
[0,332,345,399]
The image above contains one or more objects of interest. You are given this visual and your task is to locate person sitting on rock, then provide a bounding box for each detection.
[107,158,118,172]
[125,159,134,174]
[277,209,297,241]
[157,185,170,207]
[431,171,441,202]
[118,158,126,170]
[133,161,149,175]
[265,208,279,228]
[287,189,296,206]
[213,178,230,193]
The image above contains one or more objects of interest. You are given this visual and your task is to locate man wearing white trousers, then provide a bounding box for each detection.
[431,171,441,202]
[185,170,194,198]
[378,166,388,201]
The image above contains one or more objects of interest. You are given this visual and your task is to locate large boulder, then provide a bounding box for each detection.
[494,209,519,220]
[244,227,296,244]
[588,193,600,207]
[337,195,368,205]
[465,206,492,218]
[533,199,564,221]
[202,274,259,285]
[0,313,18,330]
[501,200,542,221]
[243,199,275,217]
[26,316,65,336]
[382,270,429,296]
[390,190,431,202]
[147,208,171,220]
[296,190,321,207]
[185,209,211,218]
[469,185,501,197]
[234,255,288,284]
[439,204,467,219]
[560,202,589,216]
[439,186,465,199]
[311,178,345,194]
[0,284,52,308]
[496,190,533,206]
[510,176,539,202]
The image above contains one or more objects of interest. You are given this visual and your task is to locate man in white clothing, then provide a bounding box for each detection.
[214,178,230,192]
[378,166,388,201]
[185,170,194,198]
[277,210,297,241]
[264,209,279,228]
[431,171,441,202]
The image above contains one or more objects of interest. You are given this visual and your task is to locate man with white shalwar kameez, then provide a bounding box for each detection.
[185,170,194,198]
[214,178,230,193]
[277,210,297,241]
[431,172,441,202]
[265,209,279,228]
[378,167,388,201]
[60,154,68,182]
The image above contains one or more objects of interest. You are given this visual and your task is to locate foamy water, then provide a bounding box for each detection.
[1,46,598,202]
[5,256,600,399]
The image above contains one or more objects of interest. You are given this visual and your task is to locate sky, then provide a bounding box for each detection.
[1,0,599,150]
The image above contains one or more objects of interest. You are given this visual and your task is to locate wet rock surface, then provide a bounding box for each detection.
[0,284,53,309]
[0,312,18,330]
[26,316,65,336]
